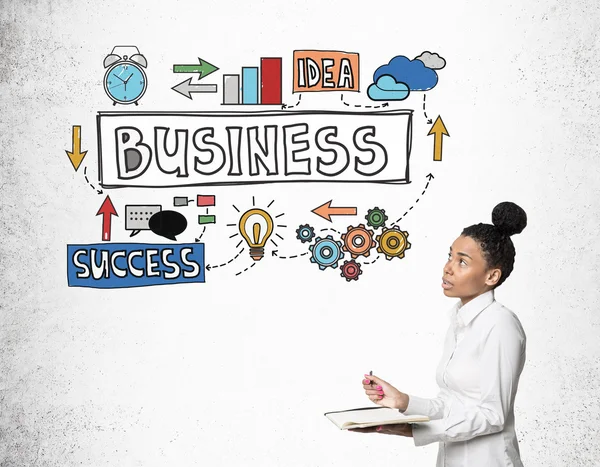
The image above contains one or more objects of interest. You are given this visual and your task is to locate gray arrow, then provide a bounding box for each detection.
[171,78,218,100]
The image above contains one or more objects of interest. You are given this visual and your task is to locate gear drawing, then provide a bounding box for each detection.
[375,226,411,260]
[296,224,316,243]
[365,207,388,229]
[340,224,376,259]
[340,260,362,281]
[309,235,344,270]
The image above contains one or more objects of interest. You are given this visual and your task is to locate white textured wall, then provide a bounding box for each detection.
[1,0,599,465]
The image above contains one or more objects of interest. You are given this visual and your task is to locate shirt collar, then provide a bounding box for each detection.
[452,290,495,328]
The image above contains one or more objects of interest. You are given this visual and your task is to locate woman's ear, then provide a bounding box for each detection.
[485,268,502,287]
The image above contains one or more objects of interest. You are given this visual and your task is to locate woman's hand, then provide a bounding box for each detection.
[361,373,409,411]
[349,424,413,437]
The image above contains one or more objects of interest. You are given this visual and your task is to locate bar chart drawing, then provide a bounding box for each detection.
[223,75,240,105]
[222,57,282,106]
[242,67,259,104]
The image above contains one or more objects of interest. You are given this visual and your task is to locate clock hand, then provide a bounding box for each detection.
[112,73,126,83]
[124,73,134,83]
[109,82,124,90]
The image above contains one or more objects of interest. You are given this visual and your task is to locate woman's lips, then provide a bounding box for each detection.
[442,278,453,290]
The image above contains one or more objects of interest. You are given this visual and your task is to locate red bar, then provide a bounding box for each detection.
[261,57,282,105]
[197,195,216,207]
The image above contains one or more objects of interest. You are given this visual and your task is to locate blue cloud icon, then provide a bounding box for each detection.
[374,55,438,91]
[367,75,410,101]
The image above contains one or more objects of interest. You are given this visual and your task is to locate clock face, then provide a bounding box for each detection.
[104,62,147,104]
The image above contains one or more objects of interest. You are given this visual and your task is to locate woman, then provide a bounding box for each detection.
[351,201,528,467]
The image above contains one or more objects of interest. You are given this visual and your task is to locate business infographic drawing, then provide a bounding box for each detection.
[66,47,450,288]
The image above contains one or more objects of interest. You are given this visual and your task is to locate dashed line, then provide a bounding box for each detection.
[423,94,432,123]
[341,94,389,109]
[278,251,310,260]
[83,166,101,193]
[363,254,381,265]
[196,225,206,241]
[209,248,245,269]
[391,178,433,227]
[319,228,341,235]
[283,94,302,109]
[235,262,257,276]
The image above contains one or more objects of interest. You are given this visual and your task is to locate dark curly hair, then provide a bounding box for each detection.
[461,202,527,288]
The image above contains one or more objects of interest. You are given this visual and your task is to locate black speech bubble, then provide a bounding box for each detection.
[148,210,187,241]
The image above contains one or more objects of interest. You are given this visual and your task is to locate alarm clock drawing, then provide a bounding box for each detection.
[103,46,148,105]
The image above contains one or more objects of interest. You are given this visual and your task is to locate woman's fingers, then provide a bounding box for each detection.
[363,385,384,392]
[349,425,384,433]
[361,374,387,401]
[349,425,389,433]
[367,392,384,400]
[363,373,387,386]
[368,393,385,403]
[363,380,383,391]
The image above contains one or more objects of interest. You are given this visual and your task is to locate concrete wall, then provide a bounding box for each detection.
[1,0,599,465]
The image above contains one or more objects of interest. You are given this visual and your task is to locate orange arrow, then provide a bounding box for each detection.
[65,125,88,171]
[311,200,357,222]
[427,116,449,161]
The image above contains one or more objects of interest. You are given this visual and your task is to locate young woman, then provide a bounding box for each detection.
[352,201,528,467]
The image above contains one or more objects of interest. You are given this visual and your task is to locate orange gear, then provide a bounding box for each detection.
[341,224,376,259]
[375,226,411,260]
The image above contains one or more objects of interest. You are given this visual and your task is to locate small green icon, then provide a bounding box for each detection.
[198,215,216,225]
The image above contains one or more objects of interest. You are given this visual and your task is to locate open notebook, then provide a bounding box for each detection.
[325,407,430,430]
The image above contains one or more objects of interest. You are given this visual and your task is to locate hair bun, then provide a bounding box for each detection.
[491,202,527,236]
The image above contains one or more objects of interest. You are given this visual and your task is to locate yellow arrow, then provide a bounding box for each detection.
[65,125,88,171]
[427,116,449,162]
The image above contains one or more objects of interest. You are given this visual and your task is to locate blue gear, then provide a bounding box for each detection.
[308,235,344,270]
[296,224,316,243]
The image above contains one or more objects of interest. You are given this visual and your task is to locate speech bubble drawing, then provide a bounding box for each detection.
[148,210,187,241]
[125,205,162,237]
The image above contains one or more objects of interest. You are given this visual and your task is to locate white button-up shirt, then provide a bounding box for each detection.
[403,290,526,467]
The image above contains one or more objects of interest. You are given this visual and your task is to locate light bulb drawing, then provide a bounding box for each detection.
[238,208,274,261]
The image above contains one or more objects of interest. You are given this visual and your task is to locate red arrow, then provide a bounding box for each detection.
[96,195,118,241]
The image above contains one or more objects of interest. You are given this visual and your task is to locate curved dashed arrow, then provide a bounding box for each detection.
[423,94,432,124]
[272,250,310,260]
[391,173,435,227]
[282,94,302,109]
[206,248,245,271]
[341,94,389,109]
[83,166,103,195]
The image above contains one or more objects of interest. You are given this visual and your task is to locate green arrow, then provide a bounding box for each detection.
[173,57,219,80]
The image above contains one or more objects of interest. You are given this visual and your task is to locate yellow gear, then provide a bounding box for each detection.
[375,226,411,260]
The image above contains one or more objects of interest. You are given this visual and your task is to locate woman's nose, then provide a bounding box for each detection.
[443,263,452,276]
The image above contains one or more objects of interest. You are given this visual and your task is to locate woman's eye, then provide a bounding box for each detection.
[460,259,467,266]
